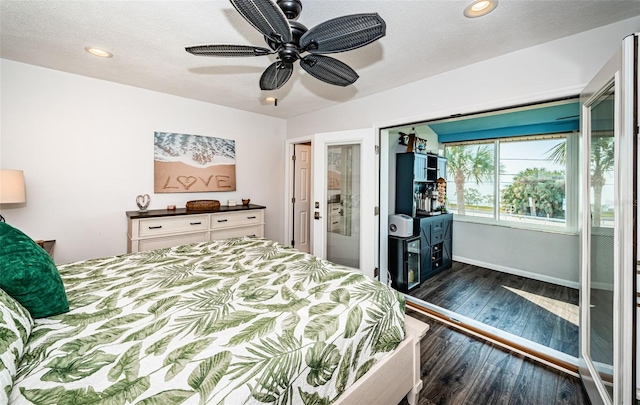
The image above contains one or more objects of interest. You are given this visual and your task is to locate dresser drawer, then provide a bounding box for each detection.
[328,203,341,215]
[211,225,263,240]
[137,232,209,251]
[211,210,263,229]
[138,215,209,237]
[329,216,341,232]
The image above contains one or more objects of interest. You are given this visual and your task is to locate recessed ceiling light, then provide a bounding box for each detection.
[265,97,278,106]
[84,47,113,58]
[464,0,498,18]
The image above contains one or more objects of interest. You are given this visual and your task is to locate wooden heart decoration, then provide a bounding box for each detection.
[136,194,150,212]
[177,176,197,190]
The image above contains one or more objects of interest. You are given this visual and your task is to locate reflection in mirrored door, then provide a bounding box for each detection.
[326,144,361,268]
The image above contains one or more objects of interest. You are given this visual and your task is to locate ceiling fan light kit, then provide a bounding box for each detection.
[186,0,386,91]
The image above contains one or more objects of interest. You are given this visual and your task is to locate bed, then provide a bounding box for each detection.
[0,223,428,405]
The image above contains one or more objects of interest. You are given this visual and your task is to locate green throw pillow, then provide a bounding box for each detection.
[0,223,69,318]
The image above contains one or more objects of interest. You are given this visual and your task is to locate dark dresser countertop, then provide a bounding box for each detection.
[126,204,266,219]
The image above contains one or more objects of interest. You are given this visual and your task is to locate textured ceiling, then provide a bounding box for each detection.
[2,0,640,119]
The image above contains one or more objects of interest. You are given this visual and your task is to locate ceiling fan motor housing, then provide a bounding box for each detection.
[277,0,302,19]
[265,20,308,63]
[279,43,299,63]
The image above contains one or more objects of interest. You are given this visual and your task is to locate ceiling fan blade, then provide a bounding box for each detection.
[186,44,274,57]
[300,13,386,54]
[260,61,293,90]
[300,55,358,87]
[230,0,292,45]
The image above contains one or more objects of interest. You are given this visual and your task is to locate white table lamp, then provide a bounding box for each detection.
[0,169,26,222]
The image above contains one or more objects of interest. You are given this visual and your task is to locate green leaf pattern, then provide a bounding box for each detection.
[0,289,33,405]
[9,237,405,404]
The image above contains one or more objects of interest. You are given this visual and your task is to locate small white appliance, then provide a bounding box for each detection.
[388,214,414,237]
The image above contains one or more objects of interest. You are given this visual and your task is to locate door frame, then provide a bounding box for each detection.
[284,135,314,251]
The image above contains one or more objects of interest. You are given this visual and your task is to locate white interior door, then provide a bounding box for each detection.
[312,129,375,278]
[579,33,636,405]
[292,144,311,253]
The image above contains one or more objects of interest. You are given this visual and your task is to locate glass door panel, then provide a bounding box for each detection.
[407,238,421,290]
[587,85,615,401]
[326,144,361,268]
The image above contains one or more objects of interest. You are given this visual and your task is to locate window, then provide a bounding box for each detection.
[388,97,585,233]
[499,136,567,227]
[445,133,577,231]
[445,142,495,219]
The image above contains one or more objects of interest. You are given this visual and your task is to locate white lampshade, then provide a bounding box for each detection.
[0,170,26,204]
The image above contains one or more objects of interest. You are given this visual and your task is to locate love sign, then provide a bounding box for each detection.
[153,132,236,193]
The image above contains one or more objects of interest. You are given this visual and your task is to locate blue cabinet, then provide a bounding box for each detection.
[413,213,453,282]
[394,151,451,287]
[395,152,445,216]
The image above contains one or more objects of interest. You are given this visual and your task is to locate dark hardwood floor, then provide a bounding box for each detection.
[400,309,590,405]
[407,261,580,357]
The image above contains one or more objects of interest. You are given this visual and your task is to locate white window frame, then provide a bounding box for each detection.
[445,131,579,235]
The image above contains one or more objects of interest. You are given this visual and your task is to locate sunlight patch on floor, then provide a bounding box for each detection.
[503,286,579,326]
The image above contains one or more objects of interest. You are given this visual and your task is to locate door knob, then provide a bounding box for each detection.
[314,211,322,220]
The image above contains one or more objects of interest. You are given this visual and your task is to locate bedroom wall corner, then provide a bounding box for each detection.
[0,59,287,264]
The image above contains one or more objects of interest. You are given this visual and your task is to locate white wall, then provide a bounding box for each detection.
[453,221,579,287]
[287,15,640,287]
[0,60,287,264]
[287,17,640,138]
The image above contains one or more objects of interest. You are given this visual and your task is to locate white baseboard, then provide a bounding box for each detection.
[452,255,579,289]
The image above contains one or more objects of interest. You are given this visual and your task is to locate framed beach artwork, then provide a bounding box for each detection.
[154,132,236,193]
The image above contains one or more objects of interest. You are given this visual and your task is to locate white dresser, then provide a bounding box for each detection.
[126,205,265,253]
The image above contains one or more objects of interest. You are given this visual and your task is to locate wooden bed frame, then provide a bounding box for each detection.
[335,315,429,405]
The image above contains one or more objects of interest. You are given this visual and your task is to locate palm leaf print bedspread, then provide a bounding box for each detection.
[10,237,406,404]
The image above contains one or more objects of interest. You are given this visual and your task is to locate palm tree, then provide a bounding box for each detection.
[590,136,615,225]
[446,145,494,215]
[546,135,614,226]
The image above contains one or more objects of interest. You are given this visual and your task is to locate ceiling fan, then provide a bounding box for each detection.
[185,0,386,91]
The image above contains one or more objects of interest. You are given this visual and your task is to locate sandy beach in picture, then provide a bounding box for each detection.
[154,161,236,192]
